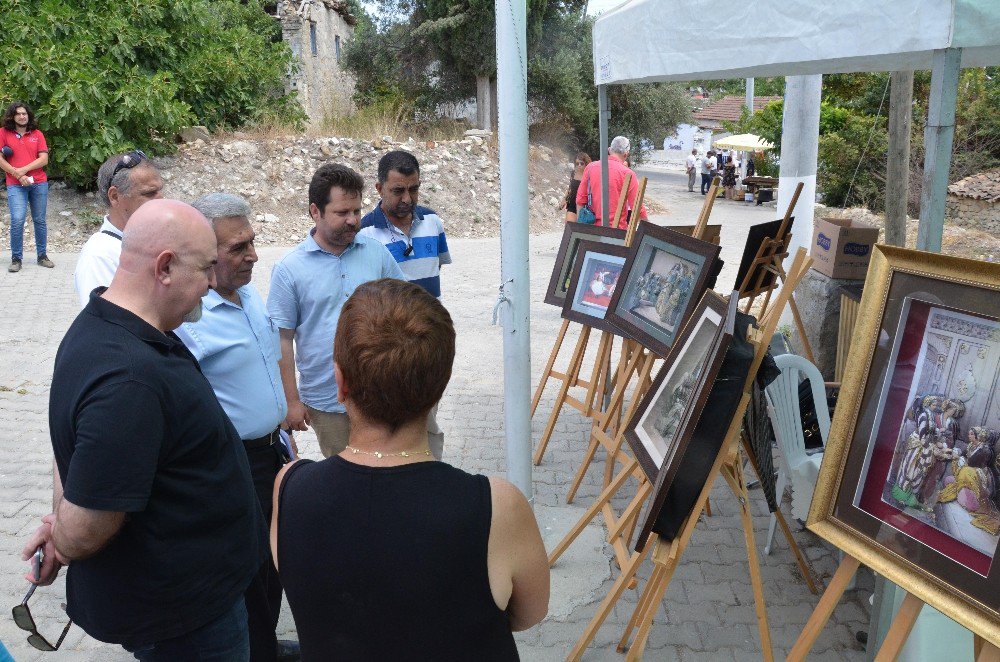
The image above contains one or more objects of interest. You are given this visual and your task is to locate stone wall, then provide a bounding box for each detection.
[282,0,356,125]
[946,195,1000,234]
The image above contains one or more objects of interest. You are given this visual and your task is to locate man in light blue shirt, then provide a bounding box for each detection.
[174,193,298,662]
[267,164,404,458]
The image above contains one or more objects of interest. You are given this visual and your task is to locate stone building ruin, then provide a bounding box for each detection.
[946,169,1000,235]
[277,0,357,125]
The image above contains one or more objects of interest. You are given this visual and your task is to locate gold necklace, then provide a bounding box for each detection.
[345,445,431,459]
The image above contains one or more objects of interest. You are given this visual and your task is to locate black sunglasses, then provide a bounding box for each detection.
[12,548,73,651]
[109,149,148,183]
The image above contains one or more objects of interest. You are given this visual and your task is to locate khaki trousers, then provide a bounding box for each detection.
[306,404,445,460]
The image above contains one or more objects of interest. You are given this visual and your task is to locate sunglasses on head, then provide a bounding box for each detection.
[109,149,148,183]
[12,547,73,651]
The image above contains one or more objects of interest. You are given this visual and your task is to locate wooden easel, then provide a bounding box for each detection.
[735,182,816,364]
[739,430,818,595]
[532,174,643,466]
[788,555,1000,661]
[553,176,730,561]
[564,249,814,662]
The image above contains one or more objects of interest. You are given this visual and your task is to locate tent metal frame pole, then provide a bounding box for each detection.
[917,47,962,253]
[599,85,611,223]
[495,0,532,501]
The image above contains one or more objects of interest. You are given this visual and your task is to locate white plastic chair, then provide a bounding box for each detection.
[762,353,831,555]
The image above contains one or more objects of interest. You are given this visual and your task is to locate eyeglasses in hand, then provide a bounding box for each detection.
[11,547,73,651]
[109,149,148,183]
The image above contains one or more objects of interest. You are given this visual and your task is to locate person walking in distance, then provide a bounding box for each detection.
[685,149,698,192]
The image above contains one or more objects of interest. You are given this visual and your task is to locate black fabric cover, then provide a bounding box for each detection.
[742,318,781,513]
[650,312,756,540]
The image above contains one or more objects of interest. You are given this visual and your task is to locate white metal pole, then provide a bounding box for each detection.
[745,77,755,114]
[777,74,822,271]
[495,0,532,500]
[599,85,611,223]
[917,48,962,253]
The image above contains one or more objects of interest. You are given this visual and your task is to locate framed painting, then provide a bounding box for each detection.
[561,242,629,333]
[627,292,739,549]
[668,223,722,246]
[732,218,790,296]
[809,245,1000,642]
[605,221,722,357]
[544,223,626,308]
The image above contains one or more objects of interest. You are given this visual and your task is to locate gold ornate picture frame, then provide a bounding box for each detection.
[808,245,1000,644]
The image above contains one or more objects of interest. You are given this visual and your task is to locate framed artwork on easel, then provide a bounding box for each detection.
[560,241,629,333]
[626,292,739,549]
[544,223,627,307]
[605,221,721,358]
[809,245,1000,637]
[732,217,790,295]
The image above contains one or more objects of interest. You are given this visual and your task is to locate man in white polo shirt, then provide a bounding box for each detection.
[359,150,451,458]
[73,151,163,307]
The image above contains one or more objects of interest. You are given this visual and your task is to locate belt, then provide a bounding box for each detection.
[243,428,281,450]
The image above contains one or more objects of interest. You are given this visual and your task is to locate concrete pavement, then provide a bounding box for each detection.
[0,176,869,660]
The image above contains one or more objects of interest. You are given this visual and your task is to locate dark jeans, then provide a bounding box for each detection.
[245,441,286,662]
[700,173,712,194]
[7,182,48,260]
[123,598,249,661]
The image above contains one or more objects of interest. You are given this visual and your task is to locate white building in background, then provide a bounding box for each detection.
[662,123,714,154]
[279,0,357,125]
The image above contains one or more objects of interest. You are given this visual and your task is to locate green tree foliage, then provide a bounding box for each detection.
[0,0,301,187]
[690,77,785,99]
[347,6,690,157]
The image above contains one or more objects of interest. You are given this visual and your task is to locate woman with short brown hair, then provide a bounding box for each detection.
[272,279,549,660]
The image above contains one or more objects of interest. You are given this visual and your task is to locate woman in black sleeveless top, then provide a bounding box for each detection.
[271,279,549,661]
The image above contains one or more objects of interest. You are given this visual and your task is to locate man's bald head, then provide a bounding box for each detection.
[120,199,214,267]
[108,199,218,332]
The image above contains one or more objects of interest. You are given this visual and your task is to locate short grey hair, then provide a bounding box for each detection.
[610,136,630,156]
[191,192,252,225]
[96,153,158,207]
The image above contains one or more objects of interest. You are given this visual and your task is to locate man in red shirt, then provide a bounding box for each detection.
[575,135,647,229]
[0,102,52,272]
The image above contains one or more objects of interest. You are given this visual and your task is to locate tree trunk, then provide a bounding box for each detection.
[490,76,499,134]
[476,75,494,131]
[886,71,913,247]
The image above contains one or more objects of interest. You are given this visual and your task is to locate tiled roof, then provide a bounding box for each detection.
[948,169,1000,202]
[693,96,783,123]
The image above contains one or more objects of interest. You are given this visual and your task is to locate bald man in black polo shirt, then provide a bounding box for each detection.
[21,199,263,660]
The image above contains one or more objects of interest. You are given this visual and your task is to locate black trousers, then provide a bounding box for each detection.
[244,442,285,662]
[700,172,712,194]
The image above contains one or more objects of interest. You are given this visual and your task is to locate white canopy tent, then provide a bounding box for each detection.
[593,0,1000,84]
[588,0,1000,253]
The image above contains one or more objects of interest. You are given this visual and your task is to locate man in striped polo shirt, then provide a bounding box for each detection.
[360,150,451,458]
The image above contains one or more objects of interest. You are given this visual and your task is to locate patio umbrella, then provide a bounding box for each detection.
[713,133,774,151]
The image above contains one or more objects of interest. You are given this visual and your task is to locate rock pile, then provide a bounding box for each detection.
[1,135,576,253]
[161,134,572,246]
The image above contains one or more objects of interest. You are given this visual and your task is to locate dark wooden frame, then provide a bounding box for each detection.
[732,218,788,295]
[629,292,737,547]
[605,221,721,357]
[544,223,627,308]
[624,291,734,479]
[560,242,630,333]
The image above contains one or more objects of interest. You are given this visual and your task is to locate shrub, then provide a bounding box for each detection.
[0,0,301,188]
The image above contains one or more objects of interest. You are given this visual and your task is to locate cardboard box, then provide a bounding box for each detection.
[810,217,879,280]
